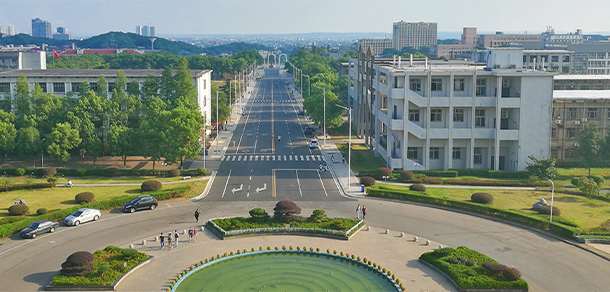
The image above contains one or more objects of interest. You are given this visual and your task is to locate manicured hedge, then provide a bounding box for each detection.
[414,170,458,178]
[359,176,376,186]
[366,187,579,239]
[0,167,204,178]
[141,180,162,191]
[449,169,530,179]
[409,184,426,192]
[0,183,54,192]
[444,177,548,187]
[471,193,494,204]
[75,192,95,204]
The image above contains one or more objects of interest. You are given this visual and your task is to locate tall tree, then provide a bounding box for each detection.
[163,106,203,168]
[127,80,141,97]
[78,80,91,97]
[97,74,108,99]
[46,122,82,166]
[15,126,41,161]
[83,134,103,168]
[173,57,198,106]
[115,70,128,91]
[159,67,175,102]
[0,119,16,167]
[525,155,559,181]
[108,125,133,168]
[14,74,32,128]
[142,76,159,99]
[576,123,601,176]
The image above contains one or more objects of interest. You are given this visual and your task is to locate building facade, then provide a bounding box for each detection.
[0,51,46,69]
[357,38,392,56]
[53,27,71,40]
[522,50,573,73]
[347,47,554,171]
[31,18,52,38]
[392,21,437,51]
[477,33,541,48]
[0,26,15,37]
[0,69,212,127]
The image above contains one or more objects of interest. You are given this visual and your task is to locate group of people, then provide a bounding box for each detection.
[356,204,367,220]
[318,163,329,172]
[159,209,202,251]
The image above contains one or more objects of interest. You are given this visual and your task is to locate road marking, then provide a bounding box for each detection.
[166,203,172,207]
[255,156,259,161]
[249,155,253,161]
[289,155,293,161]
[306,156,310,161]
[232,184,243,194]
[295,170,303,197]
[284,155,287,160]
[221,169,232,198]
[316,169,329,196]
[273,156,276,161]
[272,169,276,197]
[232,156,236,161]
[300,155,304,161]
[238,156,242,161]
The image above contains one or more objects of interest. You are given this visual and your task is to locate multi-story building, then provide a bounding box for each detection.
[136,25,142,35]
[142,26,149,37]
[437,44,475,60]
[0,26,15,37]
[357,38,392,56]
[392,21,437,51]
[477,32,541,48]
[541,27,584,44]
[0,69,212,128]
[53,27,71,40]
[522,50,573,73]
[0,51,46,69]
[347,47,554,171]
[149,26,155,37]
[31,18,52,38]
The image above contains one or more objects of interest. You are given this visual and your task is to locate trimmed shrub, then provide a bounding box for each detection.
[471,193,494,204]
[602,219,610,232]
[376,167,392,180]
[415,170,458,178]
[169,169,181,177]
[482,262,507,275]
[76,168,87,176]
[309,209,327,223]
[589,175,605,185]
[8,204,29,216]
[37,208,48,215]
[409,184,426,192]
[60,251,95,276]
[141,180,162,191]
[273,200,301,223]
[571,177,580,186]
[75,192,95,204]
[502,267,522,281]
[399,170,415,182]
[121,248,139,259]
[106,168,119,177]
[422,176,444,184]
[249,208,270,223]
[537,205,561,217]
[15,168,25,176]
[44,167,57,177]
[359,176,375,186]
[197,168,207,175]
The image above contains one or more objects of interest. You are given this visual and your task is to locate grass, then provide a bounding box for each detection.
[327,121,358,139]
[377,183,610,230]
[557,168,610,178]
[337,143,385,173]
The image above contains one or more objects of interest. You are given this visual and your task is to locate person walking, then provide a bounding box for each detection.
[167,234,172,251]
[159,233,165,249]
[194,209,200,223]
[331,155,334,163]
[342,157,345,163]
[188,227,194,243]
[193,227,198,243]
[362,205,367,219]
[174,230,179,248]
[356,204,361,219]
[318,163,323,172]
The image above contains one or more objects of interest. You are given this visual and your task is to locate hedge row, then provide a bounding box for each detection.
[361,168,531,180]
[366,187,579,239]
[0,167,204,178]
[0,183,54,192]
[0,186,191,239]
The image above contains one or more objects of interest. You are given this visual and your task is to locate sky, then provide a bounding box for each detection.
[1,0,609,37]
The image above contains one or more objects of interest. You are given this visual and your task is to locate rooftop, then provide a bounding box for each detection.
[554,75,610,80]
[0,69,211,78]
[523,50,574,54]
[554,90,610,100]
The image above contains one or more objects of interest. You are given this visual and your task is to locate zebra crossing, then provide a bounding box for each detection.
[249,99,294,103]
[220,154,325,162]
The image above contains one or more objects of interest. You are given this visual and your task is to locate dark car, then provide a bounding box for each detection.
[122,195,158,213]
[298,110,305,116]
[20,220,59,238]
[304,126,316,137]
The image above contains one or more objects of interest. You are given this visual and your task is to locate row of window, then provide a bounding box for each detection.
[552,127,609,139]
[0,82,120,94]
[408,108,487,126]
[523,55,571,63]
[409,78,489,95]
[406,147,484,164]
[556,107,610,119]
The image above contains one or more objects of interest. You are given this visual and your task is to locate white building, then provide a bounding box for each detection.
[392,21,437,51]
[0,51,46,69]
[347,47,554,171]
[0,69,212,127]
[522,50,573,73]
[357,38,392,56]
[0,26,15,37]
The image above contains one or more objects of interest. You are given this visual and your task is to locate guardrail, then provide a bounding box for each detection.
[208,217,364,238]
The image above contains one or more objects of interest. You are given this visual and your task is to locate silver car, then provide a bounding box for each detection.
[64,208,101,226]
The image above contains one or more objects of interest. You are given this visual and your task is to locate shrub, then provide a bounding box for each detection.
[602,219,610,232]
[8,204,29,216]
[76,168,87,176]
[482,262,507,275]
[376,167,392,179]
[273,200,301,223]
[537,205,561,217]
[197,168,207,175]
[75,192,95,204]
[309,209,327,223]
[399,170,415,182]
[44,167,57,177]
[471,193,494,204]
[359,176,375,186]
[15,168,25,176]
[121,248,139,259]
[571,177,580,186]
[60,251,95,276]
[106,168,119,177]
[502,267,522,281]
[409,184,426,192]
[141,180,162,191]
[249,208,270,223]
[37,208,48,215]
[330,220,346,230]
[422,176,444,184]
[589,175,605,185]
[169,169,181,177]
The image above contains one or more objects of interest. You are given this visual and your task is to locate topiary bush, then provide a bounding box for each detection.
[8,204,29,216]
[60,251,95,276]
[75,192,95,204]
[197,168,207,175]
[502,267,522,281]
[141,180,162,191]
[249,208,270,223]
[409,184,426,192]
[37,208,48,215]
[375,167,392,180]
[169,169,181,177]
[121,248,139,259]
[482,262,507,276]
[537,205,561,216]
[399,170,415,182]
[273,200,301,223]
[359,176,375,186]
[570,177,580,186]
[471,192,494,204]
[589,175,605,185]
[44,167,57,177]
[309,209,327,223]
[15,168,25,176]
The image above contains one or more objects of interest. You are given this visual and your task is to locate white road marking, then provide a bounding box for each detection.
[165,203,172,207]
[221,169,232,198]
[295,170,303,197]
[317,169,329,197]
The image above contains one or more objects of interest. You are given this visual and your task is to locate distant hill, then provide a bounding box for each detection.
[0,32,270,56]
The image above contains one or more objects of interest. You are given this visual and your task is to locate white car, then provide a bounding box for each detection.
[309,139,319,149]
[64,208,101,226]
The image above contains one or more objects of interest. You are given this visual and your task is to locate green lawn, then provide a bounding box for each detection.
[377,184,610,230]
[557,168,610,178]
[337,143,385,173]
[327,122,358,139]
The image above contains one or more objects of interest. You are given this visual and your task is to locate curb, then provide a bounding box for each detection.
[191,171,216,201]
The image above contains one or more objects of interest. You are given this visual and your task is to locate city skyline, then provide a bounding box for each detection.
[0,0,609,37]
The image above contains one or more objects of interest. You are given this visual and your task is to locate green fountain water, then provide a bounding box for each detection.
[175,251,398,291]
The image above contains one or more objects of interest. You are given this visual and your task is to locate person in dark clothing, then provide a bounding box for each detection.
[159,233,165,249]
[194,209,200,223]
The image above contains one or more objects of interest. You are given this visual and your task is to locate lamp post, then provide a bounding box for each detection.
[548,179,555,222]
[304,75,311,97]
[216,91,219,154]
[41,137,46,168]
[314,86,326,146]
[383,175,390,184]
[336,104,351,189]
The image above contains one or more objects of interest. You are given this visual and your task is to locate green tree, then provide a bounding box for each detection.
[115,69,128,91]
[78,80,91,97]
[163,106,203,169]
[249,208,270,223]
[14,74,32,128]
[0,120,16,167]
[31,88,68,137]
[600,132,610,166]
[139,113,169,169]
[525,155,559,181]
[210,90,230,123]
[576,124,601,176]
[97,74,108,99]
[142,76,159,98]
[108,125,133,168]
[303,84,344,129]
[15,126,41,161]
[83,134,103,167]
[46,122,82,166]
[159,67,175,102]
[578,176,601,199]
[173,57,198,106]
[127,80,141,97]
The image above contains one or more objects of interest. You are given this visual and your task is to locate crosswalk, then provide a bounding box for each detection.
[221,154,325,162]
[249,99,295,103]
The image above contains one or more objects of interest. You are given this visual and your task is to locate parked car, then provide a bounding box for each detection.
[122,195,158,213]
[309,139,319,149]
[298,110,305,116]
[20,220,59,238]
[304,126,316,136]
[64,208,101,226]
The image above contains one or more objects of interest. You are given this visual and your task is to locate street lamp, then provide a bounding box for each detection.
[314,86,326,146]
[383,175,390,184]
[336,104,351,190]
[548,179,555,222]
[304,75,311,97]
[216,91,219,154]
[41,137,46,168]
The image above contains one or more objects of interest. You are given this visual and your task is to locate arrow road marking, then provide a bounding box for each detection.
[232,184,243,194]
[256,183,267,193]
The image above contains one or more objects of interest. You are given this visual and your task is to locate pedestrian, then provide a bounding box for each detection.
[278,135,281,142]
[362,205,367,219]
[159,233,165,249]
[343,157,345,163]
[194,209,200,223]
[167,234,172,251]
[174,230,179,248]
[356,204,361,219]
[188,227,194,243]
[331,155,334,163]
[193,227,198,243]
[319,163,323,172]
[324,165,329,172]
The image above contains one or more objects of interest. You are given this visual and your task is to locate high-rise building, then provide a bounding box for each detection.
[0,26,15,37]
[461,27,477,46]
[53,27,71,40]
[149,26,155,37]
[136,25,142,35]
[142,25,149,37]
[32,18,52,38]
[357,38,392,55]
[392,21,437,51]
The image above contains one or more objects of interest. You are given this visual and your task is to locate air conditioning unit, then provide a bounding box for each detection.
[494,64,501,69]
[510,64,518,69]
[503,79,511,87]
[501,110,509,119]
[555,119,562,124]
[575,120,581,125]
[574,142,580,147]
[582,118,588,122]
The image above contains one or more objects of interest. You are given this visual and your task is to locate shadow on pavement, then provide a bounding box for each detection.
[23,270,57,290]
[405,259,457,291]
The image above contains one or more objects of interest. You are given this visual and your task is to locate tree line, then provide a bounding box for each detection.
[0,58,204,169]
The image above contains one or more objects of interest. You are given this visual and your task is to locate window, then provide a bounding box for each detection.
[407,147,418,159]
[551,56,559,62]
[551,128,557,138]
[431,78,442,91]
[473,147,483,165]
[108,82,116,93]
[587,108,599,119]
[563,56,570,62]
[429,147,440,159]
[607,108,610,118]
[203,80,206,89]
[567,108,578,119]
[452,147,461,159]
[430,109,442,122]
[453,108,464,122]
[475,109,485,127]
[71,82,80,93]
[566,128,576,139]
[410,79,421,91]
[409,109,420,122]
[453,78,465,91]
[476,79,486,96]
[0,83,9,93]
[53,82,65,93]
[89,82,98,92]
[37,83,47,93]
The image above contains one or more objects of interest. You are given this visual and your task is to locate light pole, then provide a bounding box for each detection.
[314,86,326,146]
[383,175,390,184]
[304,75,311,97]
[216,91,219,154]
[41,137,46,168]
[336,104,351,189]
[203,117,206,169]
[548,179,555,222]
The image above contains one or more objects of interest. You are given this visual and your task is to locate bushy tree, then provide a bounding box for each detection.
[309,209,327,223]
[46,122,82,165]
[273,200,301,223]
[576,124,600,176]
[249,208,270,223]
[578,176,601,199]
[525,155,559,181]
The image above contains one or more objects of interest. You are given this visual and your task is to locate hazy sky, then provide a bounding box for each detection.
[1,0,608,37]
